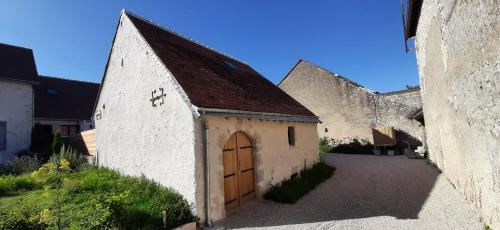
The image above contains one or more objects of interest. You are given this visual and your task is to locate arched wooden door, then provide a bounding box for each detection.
[223,131,255,210]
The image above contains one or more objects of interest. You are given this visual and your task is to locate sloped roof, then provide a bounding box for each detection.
[124,11,315,117]
[0,43,38,83]
[35,76,100,120]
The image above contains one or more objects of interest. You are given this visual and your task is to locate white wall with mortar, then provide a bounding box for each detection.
[0,80,33,162]
[94,13,198,211]
[415,0,499,228]
[198,116,319,222]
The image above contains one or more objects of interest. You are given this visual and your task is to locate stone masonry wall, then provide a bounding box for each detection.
[414,0,499,228]
[279,60,424,149]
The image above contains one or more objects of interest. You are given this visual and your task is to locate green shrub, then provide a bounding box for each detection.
[0,174,38,195]
[264,162,336,204]
[0,156,41,176]
[331,138,374,154]
[319,137,333,153]
[49,145,88,170]
[0,167,197,229]
[320,137,374,154]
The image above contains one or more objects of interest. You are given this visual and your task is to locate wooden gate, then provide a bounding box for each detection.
[223,131,255,210]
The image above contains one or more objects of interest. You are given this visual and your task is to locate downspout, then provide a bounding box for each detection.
[201,113,212,227]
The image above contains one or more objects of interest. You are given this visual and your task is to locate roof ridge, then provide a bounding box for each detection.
[300,59,376,94]
[0,42,33,51]
[38,75,100,85]
[122,9,249,66]
[377,87,421,95]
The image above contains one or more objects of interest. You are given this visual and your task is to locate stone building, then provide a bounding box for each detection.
[94,10,319,224]
[34,75,99,137]
[404,0,499,228]
[0,43,38,163]
[279,60,425,150]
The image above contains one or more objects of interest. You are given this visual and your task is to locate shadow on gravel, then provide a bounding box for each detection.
[214,153,440,229]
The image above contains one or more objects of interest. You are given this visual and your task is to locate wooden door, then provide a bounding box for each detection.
[223,131,255,210]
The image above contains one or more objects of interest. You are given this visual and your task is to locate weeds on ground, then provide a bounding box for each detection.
[0,160,196,229]
[264,162,336,204]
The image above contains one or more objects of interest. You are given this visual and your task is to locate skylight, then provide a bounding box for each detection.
[47,88,59,95]
[223,60,238,70]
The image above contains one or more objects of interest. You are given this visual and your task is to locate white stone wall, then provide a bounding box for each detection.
[0,80,33,162]
[200,116,319,222]
[415,0,500,228]
[94,13,198,211]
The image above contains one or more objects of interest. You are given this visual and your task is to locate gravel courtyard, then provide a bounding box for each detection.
[210,153,482,230]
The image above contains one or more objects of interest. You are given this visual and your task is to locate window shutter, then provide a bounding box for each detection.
[0,122,6,150]
[288,126,295,146]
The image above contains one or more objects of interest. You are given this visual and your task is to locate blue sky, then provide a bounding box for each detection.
[0,0,418,92]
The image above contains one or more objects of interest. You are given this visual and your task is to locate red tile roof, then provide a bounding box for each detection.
[35,76,100,120]
[125,11,315,117]
[0,43,38,83]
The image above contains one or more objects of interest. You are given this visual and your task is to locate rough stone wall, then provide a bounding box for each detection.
[0,80,33,162]
[279,60,425,147]
[94,12,199,213]
[375,90,425,147]
[279,60,376,142]
[414,0,500,228]
[202,116,319,222]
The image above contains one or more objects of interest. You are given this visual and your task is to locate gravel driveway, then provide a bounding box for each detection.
[210,153,482,230]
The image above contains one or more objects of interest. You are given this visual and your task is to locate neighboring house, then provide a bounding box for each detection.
[279,60,425,151]
[94,10,319,224]
[404,0,499,228]
[0,43,38,163]
[34,75,100,138]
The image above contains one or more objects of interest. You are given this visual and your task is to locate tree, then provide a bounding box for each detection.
[406,84,420,90]
[30,123,53,161]
[51,133,63,156]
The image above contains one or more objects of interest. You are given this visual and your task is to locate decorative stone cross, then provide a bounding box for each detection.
[150,87,166,107]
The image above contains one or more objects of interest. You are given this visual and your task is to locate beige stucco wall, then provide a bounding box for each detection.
[94,12,199,212]
[279,61,376,142]
[415,0,500,228]
[199,116,319,222]
[0,80,33,162]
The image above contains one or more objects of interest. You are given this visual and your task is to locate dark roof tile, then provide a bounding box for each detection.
[35,76,100,120]
[125,12,315,117]
[0,43,38,83]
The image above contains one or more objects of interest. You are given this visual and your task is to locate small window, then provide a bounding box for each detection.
[325,128,328,133]
[47,88,59,95]
[61,125,80,137]
[287,126,295,146]
[0,121,6,150]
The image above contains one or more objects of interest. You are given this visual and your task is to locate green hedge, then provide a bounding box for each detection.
[264,162,335,204]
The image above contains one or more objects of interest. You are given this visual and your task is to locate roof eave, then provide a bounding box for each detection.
[405,0,423,39]
[197,107,320,123]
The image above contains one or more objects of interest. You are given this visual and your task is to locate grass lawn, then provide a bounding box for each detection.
[0,165,196,229]
[264,162,336,204]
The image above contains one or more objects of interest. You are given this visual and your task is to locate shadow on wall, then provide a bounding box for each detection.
[396,130,422,151]
[215,154,439,228]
